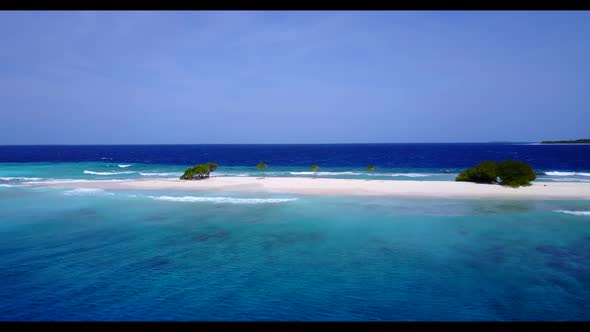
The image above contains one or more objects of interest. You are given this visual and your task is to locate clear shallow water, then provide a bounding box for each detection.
[0,161,588,185]
[1,185,590,321]
[0,162,460,182]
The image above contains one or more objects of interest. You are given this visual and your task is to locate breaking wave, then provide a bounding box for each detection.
[289,171,441,177]
[554,210,590,216]
[369,173,440,178]
[118,164,132,168]
[83,170,135,176]
[24,179,129,184]
[544,171,590,177]
[0,177,43,181]
[291,171,363,176]
[537,177,590,182]
[139,172,183,177]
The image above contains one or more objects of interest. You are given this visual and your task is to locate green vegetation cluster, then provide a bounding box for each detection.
[456,160,536,187]
[180,162,218,180]
[311,165,320,178]
[180,163,379,180]
[256,163,268,178]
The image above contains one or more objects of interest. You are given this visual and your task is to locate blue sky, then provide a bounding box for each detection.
[0,11,588,144]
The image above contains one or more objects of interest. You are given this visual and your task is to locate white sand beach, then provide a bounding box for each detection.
[35,177,590,199]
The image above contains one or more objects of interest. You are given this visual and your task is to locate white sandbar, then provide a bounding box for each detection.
[33,177,590,199]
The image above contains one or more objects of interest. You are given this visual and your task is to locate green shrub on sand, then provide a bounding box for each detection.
[456,160,536,187]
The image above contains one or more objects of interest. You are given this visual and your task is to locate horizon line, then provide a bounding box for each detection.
[0,142,538,146]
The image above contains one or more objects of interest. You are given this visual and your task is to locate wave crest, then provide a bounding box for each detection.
[537,177,590,182]
[139,172,183,177]
[0,177,43,181]
[289,171,439,177]
[554,210,590,216]
[369,173,436,178]
[290,171,363,176]
[84,170,135,176]
[118,164,132,168]
[24,179,129,184]
[215,173,250,177]
[545,171,590,177]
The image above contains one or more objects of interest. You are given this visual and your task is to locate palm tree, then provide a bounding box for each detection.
[367,165,375,177]
[310,165,320,178]
[256,162,268,178]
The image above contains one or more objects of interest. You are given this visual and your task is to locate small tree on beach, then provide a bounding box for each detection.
[311,165,320,178]
[180,167,196,180]
[496,160,536,187]
[367,165,375,176]
[256,163,268,178]
[180,163,216,180]
[205,162,218,178]
[456,161,498,184]
[455,160,536,187]
[192,164,210,179]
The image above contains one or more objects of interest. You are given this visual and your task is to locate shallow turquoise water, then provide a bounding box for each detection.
[0,161,460,181]
[1,184,589,321]
[0,162,587,183]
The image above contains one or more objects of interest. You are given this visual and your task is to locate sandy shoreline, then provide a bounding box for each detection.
[32,176,590,199]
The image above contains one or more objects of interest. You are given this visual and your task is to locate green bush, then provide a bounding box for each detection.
[192,164,210,178]
[456,160,536,187]
[256,163,268,178]
[455,160,498,184]
[180,168,196,180]
[180,162,217,180]
[206,162,218,174]
[496,160,536,187]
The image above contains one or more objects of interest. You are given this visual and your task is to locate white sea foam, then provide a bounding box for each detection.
[118,164,132,168]
[216,173,252,177]
[24,179,129,184]
[369,173,439,178]
[537,177,590,182]
[63,188,114,196]
[545,171,590,177]
[290,171,363,176]
[0,177,43,181]
[0,184,19,187]
[554,210,590,216]
[139,172,183,177]
[289,171,440,178]
[149,195,298,204]
[83,170,135,176]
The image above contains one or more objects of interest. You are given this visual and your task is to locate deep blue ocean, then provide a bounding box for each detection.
[1,143,590,170]
[1,144,590,321]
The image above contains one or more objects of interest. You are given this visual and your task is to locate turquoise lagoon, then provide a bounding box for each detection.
[1,179,590,320]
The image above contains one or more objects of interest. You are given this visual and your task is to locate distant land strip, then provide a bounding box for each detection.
[541,139,590,144]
